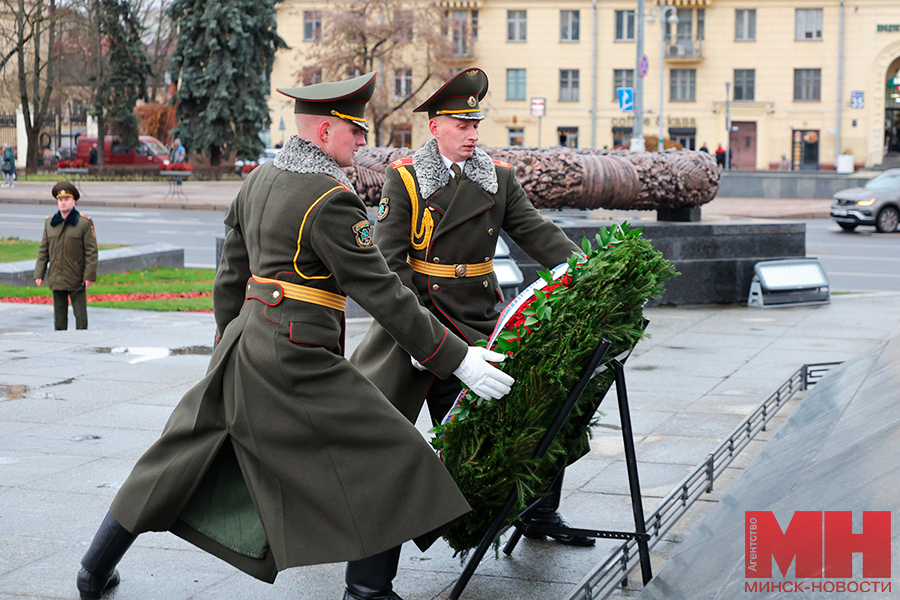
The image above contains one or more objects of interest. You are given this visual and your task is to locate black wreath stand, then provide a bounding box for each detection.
[448,337,652,600]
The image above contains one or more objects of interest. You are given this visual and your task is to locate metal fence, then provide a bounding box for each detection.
[564,362,842,600]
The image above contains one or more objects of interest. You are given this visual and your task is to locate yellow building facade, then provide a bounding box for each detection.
[270,0,900,170]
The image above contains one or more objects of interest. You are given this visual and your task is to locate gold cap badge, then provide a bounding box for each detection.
[467,96,477,107]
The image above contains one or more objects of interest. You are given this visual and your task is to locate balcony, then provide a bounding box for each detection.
[665,38,703,62]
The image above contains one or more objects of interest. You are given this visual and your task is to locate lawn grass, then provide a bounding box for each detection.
[1,237,120,262]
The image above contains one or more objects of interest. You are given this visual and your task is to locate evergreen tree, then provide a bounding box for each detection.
[167,0,288,166]
[92,0,153,160]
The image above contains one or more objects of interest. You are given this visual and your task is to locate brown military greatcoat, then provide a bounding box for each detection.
[34,209,98,291]
[108,137,470,582]
[351,139,579,422]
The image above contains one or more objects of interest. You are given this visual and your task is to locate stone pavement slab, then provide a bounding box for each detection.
[1,291,899,600]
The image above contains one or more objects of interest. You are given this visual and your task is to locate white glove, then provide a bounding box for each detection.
[453,347,515,400]
[410,355,427,371]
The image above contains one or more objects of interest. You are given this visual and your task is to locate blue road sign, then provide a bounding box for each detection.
[617,88,634,112]
[850,91,864,109]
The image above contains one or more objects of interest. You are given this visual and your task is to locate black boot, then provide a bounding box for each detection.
[521,470,595,547]
[76,512,137,600]
[343,546,403,600]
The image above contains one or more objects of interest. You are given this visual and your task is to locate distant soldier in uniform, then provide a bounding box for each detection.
[34,181,98,330]
[351,68,593,547]
[75,72,513,600]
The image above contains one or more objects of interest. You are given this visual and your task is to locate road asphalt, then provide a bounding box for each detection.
[2,181,897,600]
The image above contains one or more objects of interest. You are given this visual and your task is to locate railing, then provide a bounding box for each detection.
[665,37,703,59]
[564,361,841,600]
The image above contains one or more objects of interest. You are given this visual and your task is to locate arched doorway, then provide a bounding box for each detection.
[884,57,900,156]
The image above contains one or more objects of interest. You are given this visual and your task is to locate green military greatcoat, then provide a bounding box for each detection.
[109,136,471,582]
[351,139,579,422]
[34,209,98,291]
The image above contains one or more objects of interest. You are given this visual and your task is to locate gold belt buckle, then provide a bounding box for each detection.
[455,264,467,278]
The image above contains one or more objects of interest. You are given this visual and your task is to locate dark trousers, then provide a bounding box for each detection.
[52,289,88,330]
[426,375,563,512]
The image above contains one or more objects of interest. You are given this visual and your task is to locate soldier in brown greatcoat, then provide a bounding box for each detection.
[34,181,98,330]
[350,68,593,547]
[75,72,513,600]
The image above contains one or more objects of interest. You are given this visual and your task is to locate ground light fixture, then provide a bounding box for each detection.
[747,259,830,308]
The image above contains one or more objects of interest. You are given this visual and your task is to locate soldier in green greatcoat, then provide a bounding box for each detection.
[350,68,594,547]
[75,72,513,600]
[34,181,98,330]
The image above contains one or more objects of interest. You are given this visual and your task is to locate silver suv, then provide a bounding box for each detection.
[830,169,900,233]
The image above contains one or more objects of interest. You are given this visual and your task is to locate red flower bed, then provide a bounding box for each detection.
[0,291,211,308]
[159,162,193,171]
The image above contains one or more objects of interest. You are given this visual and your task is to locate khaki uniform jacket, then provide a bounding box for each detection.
[108,138,470,583]
[351,141,579,422]
[34,210,98,291]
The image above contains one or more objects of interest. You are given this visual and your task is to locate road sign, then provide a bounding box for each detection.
[639,54,649,78]
[617,88,634,112]
[850,91,864,109]
[531,97,546,117]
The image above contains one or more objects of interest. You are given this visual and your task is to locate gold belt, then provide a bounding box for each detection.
[407,256,493,278]
[248,276,347,312]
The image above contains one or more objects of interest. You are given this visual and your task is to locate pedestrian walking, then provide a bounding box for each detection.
[1,143,15,188]
[34,181,97,330]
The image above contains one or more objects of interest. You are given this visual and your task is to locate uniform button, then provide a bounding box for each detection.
[488,228,494,235]
[433,257,440,263]
[432,284,440,291]
[484,257,490,262]
[428,207,435,211]
[272,290,280,299]
[482,280,489,288]
[247,283,251,291]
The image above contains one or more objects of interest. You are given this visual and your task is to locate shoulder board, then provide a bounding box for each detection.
[390,157,414,168]
[45,216,51,219]
[81,214,91,219]
[493,159,512,169]
[327,179,351,192]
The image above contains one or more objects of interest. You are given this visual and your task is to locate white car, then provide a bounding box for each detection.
[830,169,900,233]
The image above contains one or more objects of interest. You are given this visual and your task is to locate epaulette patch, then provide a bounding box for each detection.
[493,159,512,169]
[390,157,414,168]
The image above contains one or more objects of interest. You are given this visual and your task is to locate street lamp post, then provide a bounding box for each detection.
[648,0,678,152]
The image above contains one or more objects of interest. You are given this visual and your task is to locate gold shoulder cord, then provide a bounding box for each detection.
[397,166,433,250]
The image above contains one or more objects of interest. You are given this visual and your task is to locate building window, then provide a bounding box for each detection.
[697,8,705,40]
[795,8,823,41]
[613,69,635,101]
[392,125,412,149]
[794,69,821,101]
[612,127,632,148]
[471,10,479,40]
[507,10,526,42]
[670,69,696,102]
[508,128,524,146]
[394,69,412,99]
[558,127,578,148]
[395,10,413,42]
[561,10,579,42]
[449,10,471,56]
[735,9,756,41]
[302,66,322,86]
[559,69,579,102]
[615,10,635,41]
[303,11,321,42]
[507,69,526,101]
[734,69,755,101]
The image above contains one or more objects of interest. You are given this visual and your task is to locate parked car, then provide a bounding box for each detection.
[830,169,900,233]
[55,146,77,162]
[234,148,279,175]
[75,135,169,168]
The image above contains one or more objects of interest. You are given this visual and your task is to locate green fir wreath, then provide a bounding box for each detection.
[431,224,678,554]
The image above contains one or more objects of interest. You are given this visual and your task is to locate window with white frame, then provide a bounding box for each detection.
[734,69,755,101]
[794,69,821,101]
[561,10,579,42]
[303,11,321,42]
[670,69,696,102]
[450,10,470,56]
[615,10,635,41]
[795,8,823,41]
[394,69,412,99]
[560,69,579,102]
[613,69,635,101]
[735,9,756,41]
[507,69,526,101]
[508,10,526,42]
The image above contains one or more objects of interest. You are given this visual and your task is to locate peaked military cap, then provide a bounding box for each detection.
[414,68,488,120]
[52,180,79,201]
[277,72,377,132]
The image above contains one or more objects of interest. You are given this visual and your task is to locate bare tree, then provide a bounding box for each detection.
[302,0,456,146]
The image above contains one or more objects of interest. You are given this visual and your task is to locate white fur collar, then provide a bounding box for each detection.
[412,138,498,199]
[273,135,354,190]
